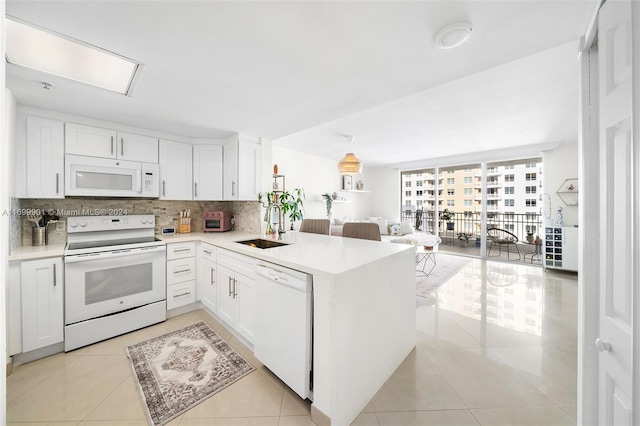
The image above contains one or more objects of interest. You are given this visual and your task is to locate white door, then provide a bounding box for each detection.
[597,1,635,423]
[216,265,235,326]
[235,272,255,344]
[193,145,223,200]
[117,132,159,163]
[198,257,217,313]
[21,258,63,352]
[159,140,193,200]
[26,116,64,198]
[65,123,117,158]
[223,140,238,200]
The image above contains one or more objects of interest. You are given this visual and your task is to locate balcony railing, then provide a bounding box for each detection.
[400,210,543,246]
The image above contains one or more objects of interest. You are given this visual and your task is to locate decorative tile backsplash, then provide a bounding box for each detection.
[12,198,261,249]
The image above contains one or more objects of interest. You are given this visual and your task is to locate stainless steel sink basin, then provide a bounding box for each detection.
[236,239,289,249]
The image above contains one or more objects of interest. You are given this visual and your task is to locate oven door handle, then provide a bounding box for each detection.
[64,246,166,263]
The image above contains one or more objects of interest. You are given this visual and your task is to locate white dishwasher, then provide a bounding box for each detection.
[254,262,313,399]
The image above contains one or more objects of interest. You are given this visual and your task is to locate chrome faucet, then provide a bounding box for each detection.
[266,202,284,239]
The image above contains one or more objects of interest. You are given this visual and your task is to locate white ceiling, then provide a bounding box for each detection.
[5,1,594,167]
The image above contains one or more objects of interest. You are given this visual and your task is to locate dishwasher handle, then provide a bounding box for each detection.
[256,264,310,292]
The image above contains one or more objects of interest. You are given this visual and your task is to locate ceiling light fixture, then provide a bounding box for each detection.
[338,136,363,175]
[434,21,473,49]
[5,16,143,96]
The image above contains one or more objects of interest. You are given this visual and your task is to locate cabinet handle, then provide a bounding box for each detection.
[232,181,236,196]
[163,180,166,196]
[121,137,124,156]
[210,268,214,285]
[174,291,191,298]
[174,248,191,253]
[111,136,114,154]
[195,182,198,197]
[55,173,59,194]
[233,278,237,298]
[228,276,232,296]
[53,263,56,286]
[174,268,191,274]
[203,249,211,255]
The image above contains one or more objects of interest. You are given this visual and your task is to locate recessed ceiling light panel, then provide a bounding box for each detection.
[434,21,473,49]
[5,16,143,96]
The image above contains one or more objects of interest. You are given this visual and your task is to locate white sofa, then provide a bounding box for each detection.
[331,217,441,247]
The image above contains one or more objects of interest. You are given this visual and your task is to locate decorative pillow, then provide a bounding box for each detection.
[334,217,353,225]
[369,217,388,235]
[389,223,402,236]
[400,220,414,235]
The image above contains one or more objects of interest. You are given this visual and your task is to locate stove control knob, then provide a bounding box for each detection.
[80,220,87,228]
[69,220,78,228]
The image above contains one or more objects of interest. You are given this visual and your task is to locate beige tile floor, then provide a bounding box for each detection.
[7,258,577,426]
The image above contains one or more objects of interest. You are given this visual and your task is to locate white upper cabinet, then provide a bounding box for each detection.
[224,135,262,201]
[65,123,117,158]
[159,140,193,200]
[65,123,158,163]
[193,145,223,200]
[19,115,65,199]
[116,132,159,163]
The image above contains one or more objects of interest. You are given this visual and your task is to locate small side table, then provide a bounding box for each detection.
[416,246,437,276]
[523,241,542,263]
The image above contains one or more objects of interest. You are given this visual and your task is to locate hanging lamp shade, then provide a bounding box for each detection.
[338,152,363,174]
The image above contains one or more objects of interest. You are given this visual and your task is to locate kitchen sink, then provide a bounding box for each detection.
[236,239,289,249]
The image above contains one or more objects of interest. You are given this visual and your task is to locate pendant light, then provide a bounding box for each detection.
[337,136,363,174]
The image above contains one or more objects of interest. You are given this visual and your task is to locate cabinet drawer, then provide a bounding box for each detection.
[218,249,255,279]
[200,242,217,261]
[167,242,196,260]
[167,280,196,309]
[167,257,196,285]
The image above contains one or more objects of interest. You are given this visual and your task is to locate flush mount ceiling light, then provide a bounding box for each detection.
[434,21,473,49]
[338,136,363,175]
[5,16,143,96]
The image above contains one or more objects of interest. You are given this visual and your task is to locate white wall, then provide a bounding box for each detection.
[272,146,372,226]
[1,4,9,420]
[542,141,579,226]
[367,166,401,220]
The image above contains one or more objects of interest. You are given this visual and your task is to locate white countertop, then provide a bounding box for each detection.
[9,231,414,277]
[159,231,414,278]
[9,243,67,261]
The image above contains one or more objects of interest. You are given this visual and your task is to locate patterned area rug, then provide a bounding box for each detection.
[416,253,472,298]
[126,321,254,426]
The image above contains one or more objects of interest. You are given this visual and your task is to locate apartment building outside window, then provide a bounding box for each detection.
[447,200,455,207]
[505,174,514,182]
[447,178,455,185]
[505,199,515,207]
[526,199,537,207]
[447,189,455,196]
[405,191,411,196]
[416,181,423,187]
[464,176,472,184]
[505,187,514,194]
[526,186,537,194]
[526,173,537,181]
[405,181,411,187]
[464,188,472,195]
[416,190,423,196]
[464,200,472,207]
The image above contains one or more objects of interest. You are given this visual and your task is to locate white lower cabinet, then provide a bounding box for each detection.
[216,249,255,344]
[166,242,197,309]
[197,242,217,313]
[21,258,64,353]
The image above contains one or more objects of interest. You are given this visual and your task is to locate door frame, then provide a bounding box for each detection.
[579,1,640,423]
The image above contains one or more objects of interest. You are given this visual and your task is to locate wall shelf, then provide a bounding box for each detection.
[556,178,578,206]
[340,189,370,193]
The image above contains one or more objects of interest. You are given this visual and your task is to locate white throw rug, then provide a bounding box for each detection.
[416,253,472,298]
[126,321,254,426]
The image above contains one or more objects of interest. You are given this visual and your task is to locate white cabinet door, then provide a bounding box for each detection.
[217,265,235,326]
[117,132,159,163]
[198,257,217,314]
[26,116,64,198]
[238,141,261,201]
[65,123,117,158]
[159,140,193,200]
[21,258,63,352]
[223,140,239,200]
[235,272,255,343]
[194,145,223,200]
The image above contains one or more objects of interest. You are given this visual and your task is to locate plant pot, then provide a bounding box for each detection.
[526,234,534,243]
[446,222,455,231]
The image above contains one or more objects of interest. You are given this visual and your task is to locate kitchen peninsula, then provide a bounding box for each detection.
[161,230,417,426]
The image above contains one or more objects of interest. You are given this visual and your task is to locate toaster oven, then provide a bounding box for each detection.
[203,211,232,232]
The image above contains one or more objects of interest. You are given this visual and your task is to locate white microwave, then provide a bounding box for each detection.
[65,154,159,197]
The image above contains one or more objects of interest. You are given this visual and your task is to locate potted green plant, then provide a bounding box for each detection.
[282,188,305,230]
[322,193,333,219]
[440,208,455,231]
